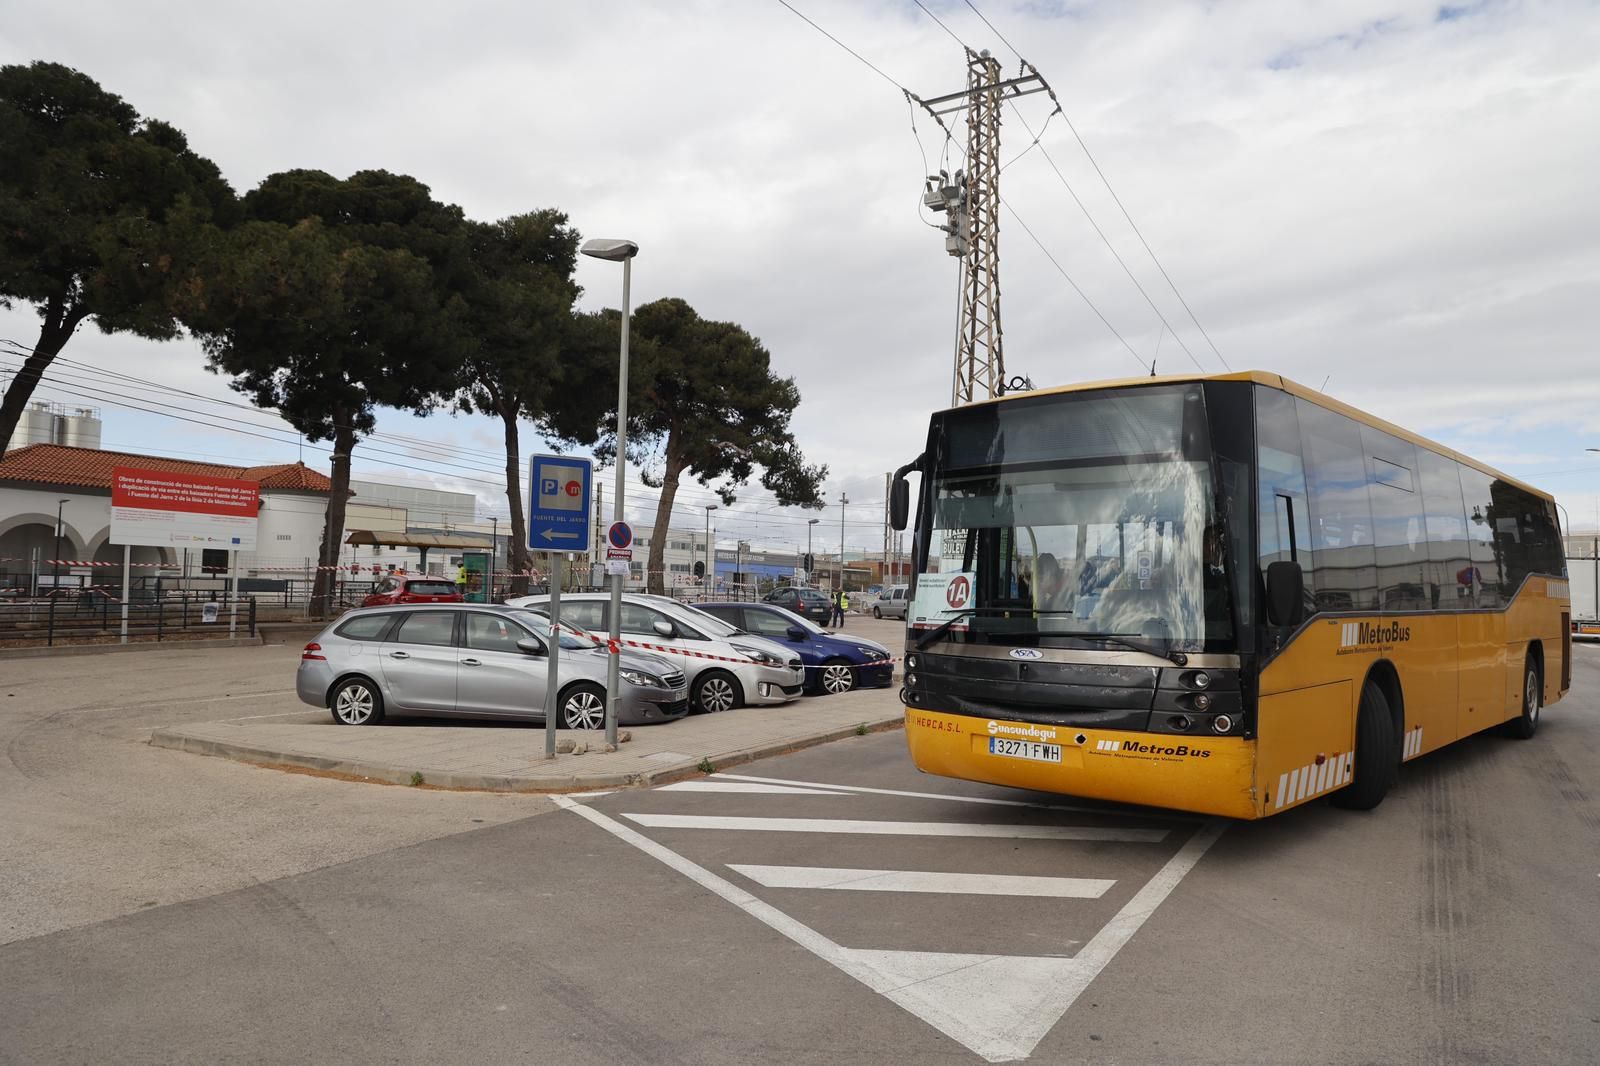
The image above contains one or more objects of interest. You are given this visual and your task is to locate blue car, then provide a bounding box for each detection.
[691,602,894,695]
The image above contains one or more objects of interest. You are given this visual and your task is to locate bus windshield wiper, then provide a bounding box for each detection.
[1072,633,1189,665]
[913,610,978,649]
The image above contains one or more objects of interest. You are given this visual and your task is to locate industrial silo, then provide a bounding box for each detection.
[59,407,102,449]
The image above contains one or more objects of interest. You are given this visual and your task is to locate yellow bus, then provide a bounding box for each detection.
[887,371,1571,818]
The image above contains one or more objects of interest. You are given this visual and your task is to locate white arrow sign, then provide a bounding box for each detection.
[542,529,579,541]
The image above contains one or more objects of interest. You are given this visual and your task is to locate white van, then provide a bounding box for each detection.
[873,584,910,620]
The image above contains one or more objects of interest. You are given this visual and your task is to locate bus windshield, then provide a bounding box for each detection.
[919,384,1235,652]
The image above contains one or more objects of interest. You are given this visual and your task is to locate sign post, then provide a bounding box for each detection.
[529,455,593,756]
[543,554,563,759]
[120,544,131,643]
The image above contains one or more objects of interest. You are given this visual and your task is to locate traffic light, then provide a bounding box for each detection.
[693,560,705,578]
[803,553,814,573]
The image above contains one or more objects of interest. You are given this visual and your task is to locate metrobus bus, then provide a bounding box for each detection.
[887,371,1571,818]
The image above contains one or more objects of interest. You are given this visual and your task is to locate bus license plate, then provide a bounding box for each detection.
[988,737,1062,763]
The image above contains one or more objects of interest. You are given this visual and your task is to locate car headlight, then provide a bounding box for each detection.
[735,646,782,666]
[860,648,889,661]
[620,669,665,687]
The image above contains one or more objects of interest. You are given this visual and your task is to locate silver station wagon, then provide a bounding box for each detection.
[297,604,689,728]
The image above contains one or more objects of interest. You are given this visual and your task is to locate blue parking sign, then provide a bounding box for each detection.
[528,454,593,553]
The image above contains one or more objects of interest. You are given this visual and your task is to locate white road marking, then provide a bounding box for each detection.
[620,813,1167,842]
[567,790,615,799]
[658,781,849,796]
[716,772,1193,819]
[109,691,298,714]
[557,796,1225,1062]
[728,864,1114,898]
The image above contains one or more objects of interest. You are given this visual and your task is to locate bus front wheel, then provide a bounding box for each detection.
[1332,682,1399,811]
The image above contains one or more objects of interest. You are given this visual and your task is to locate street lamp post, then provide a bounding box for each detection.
[489,517,498,602]
[704,505,718,595]
[52,498,69,595]
[807,518,819,585]
[838,492,849,593]
[582,237,639,749]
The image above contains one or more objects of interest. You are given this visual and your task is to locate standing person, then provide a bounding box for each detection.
[455,561,469,596]
[831,587,845,628]
[841,587,850,622]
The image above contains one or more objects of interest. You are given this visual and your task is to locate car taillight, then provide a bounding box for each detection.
[302,642,326,661]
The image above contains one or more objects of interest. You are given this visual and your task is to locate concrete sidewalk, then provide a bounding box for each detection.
[150,686,906,792]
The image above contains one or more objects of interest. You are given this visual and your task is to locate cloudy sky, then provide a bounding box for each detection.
[3,0,1598,553]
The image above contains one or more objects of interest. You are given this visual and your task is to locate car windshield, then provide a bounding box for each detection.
[769,605,824,634]
[920,384,1235,652]
[514,610,600,650]
[678,603,741,637]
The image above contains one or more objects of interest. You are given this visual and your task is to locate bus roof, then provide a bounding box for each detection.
[953,369,1554,503]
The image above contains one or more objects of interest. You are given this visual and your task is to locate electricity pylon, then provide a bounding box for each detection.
[919,50,1047,406]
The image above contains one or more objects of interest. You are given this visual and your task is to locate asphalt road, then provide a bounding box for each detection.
[3,643,1598,1065]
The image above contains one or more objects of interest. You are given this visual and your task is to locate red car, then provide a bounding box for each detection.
[361,576,464,608]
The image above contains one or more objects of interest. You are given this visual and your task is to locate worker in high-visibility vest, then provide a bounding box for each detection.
[456,564,469,595]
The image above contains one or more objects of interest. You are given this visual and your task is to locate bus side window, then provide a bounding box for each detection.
[1297,399,1378,613]
[1459,466,1505,608]
[1361,426,1426,613]
[1416,448,1471,610]
[1255,387,1315,629]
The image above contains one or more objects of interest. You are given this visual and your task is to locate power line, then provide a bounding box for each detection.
[958,1,1231,369]
[1008,103,1207,373]
[999,196,1150,373]
[774,0,909,94]
[3,365,882,536]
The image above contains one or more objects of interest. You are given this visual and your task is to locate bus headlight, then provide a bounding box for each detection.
[1192,692,1212,711]
[1211,714,1234,734]
[906,672,918,687]
[1191,671,1211,689]
[906,654,917,669]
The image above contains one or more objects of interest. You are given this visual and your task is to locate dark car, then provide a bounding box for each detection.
[693,602,893,695]
[361,576,464,608]
[763,585,834,623]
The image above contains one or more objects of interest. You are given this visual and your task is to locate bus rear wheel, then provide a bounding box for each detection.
[1332,681,1399,811]
[1501,655,1540,739]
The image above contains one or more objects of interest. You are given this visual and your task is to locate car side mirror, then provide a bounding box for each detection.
[516,638,546,656]
[786,626,807,642]
[889,476,910,531]
[652,620,675,638]
[1266,561,1304,627]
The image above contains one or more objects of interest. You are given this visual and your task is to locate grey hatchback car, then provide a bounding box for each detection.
[297,604,689,728]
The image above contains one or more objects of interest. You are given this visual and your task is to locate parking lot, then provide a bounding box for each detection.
[2,637,1597,1063]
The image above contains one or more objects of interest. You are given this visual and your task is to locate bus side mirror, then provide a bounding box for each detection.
[1266,561,1304,627]
[889,477,910,531]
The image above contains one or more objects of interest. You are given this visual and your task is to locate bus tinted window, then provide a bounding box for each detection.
[1415,449,1471,610]
[1361,426,1427,612]
[1297,400,1377,612]
[1493,482,1565,590]
[1458,466,1504,608]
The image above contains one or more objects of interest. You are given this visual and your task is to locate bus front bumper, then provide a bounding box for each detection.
[904,707,1263,820]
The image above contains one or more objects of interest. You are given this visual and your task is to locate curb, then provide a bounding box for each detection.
[0,636,263,661]
[148,713,907,794]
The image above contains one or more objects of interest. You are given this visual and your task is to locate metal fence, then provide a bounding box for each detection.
[0,592,257,647]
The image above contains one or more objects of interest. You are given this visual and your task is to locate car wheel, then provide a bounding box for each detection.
[819,659,856,696]
[693,670,743,713]
[1501,655,1540,739]
[560,683,607,730]
[1331,681,1398,810]
[330,677,384,726]
[872,606,882,619]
